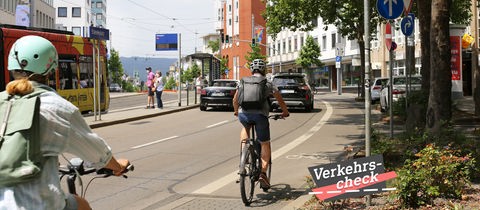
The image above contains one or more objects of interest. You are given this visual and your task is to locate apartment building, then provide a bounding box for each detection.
[54,0,106,37]
[0,0,55,29]
[216,0,266,80]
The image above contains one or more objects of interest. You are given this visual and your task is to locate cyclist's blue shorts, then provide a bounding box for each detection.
[238,112,270,143]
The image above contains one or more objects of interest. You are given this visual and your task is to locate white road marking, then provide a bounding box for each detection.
[206,120,229,128]
[131,136,179,149]
[192,100,333,194]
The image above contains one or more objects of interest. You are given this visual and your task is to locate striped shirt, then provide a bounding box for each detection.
[0,83,112,210]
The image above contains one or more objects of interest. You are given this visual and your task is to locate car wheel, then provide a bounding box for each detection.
[200,104,207,111]
[305,104,312,112]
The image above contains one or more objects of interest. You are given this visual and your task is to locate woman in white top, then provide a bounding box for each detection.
[0,35,130,210]
[154,71,164,109]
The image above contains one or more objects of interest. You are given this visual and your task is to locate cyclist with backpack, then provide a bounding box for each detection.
[0,35,130,210]
[233,59,289,189]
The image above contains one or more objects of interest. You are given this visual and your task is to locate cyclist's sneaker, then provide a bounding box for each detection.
[259,172,270,189]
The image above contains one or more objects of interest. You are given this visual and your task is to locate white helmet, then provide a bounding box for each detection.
[250,59,265,74]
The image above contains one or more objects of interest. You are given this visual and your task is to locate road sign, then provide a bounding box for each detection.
[401,13,415,36]
[376,0,404,19]
[335,56,341,68]
[335,46,345,56]
[385,22,393,51]
[403,0,413,15]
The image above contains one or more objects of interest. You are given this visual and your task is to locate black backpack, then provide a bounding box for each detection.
[238,76,268,110]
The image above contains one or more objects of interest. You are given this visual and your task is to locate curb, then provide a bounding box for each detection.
[281,194,311,210]
[90,104,199,129]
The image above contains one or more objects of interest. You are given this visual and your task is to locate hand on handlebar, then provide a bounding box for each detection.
[281,111,290,118]
[114,158,131,176]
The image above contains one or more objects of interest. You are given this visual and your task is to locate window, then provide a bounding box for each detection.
[331,33,336,49]
[58,7,67,17]
[72,7,81,17]
[96,13,102,21]
[294,37,298,51]
[277,43,281,55]
[96,2,102,8]
[322,35,326,50]
[72,27,81,36]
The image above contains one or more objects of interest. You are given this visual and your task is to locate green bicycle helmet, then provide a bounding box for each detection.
[251,59,266,75]
[8,35,58,75]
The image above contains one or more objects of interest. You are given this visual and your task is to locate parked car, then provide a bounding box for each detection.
[269,73,314,112]
[109,83,122,92]
[370,77,388,103]
[200,79,239,111]
[379,75,422,112]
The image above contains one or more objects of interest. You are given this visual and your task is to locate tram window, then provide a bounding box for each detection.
[79,61,94,88]
[59,61,77,90]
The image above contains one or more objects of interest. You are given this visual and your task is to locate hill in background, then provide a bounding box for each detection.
[120,57,177,82]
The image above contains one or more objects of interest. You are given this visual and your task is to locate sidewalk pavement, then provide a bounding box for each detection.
[84,92,200,129]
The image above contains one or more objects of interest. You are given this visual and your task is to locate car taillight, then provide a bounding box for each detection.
[373,86,381,90]
[392,89,405,95]
[200,89,207,95]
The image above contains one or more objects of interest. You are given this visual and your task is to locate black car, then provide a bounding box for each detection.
[200,79,239,111]
[270,73,314,112]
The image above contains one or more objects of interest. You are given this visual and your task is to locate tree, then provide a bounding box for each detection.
[296,35,323,69]
[244,44,267,70]
[264,0,380,98]
[207,40,220,54]
[181,63,200,83]
[107,49,124,84]
[296,35,323,84]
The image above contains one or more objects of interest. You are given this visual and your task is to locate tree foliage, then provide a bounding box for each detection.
[181,63,201,83]
[107,48,124,84]
[296,35,323,69]
[244,44,267,69]
[207,40,220,54]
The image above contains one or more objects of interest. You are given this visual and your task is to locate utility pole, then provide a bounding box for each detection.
[363,0,372,206]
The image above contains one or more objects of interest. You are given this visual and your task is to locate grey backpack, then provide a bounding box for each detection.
[0,88,47,186]
[238,76,268,110]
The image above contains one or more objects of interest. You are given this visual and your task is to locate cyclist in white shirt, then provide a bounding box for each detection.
[0,35,130,210]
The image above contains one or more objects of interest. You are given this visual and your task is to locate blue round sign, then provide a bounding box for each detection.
[401,13,415,36]
[376,0,404,19]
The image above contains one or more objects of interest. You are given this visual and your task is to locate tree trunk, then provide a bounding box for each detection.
[426,0,452,135]
[417,1,432,93]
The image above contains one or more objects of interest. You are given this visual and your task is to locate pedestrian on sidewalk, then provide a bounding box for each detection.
[154,71,164,109]
[145,67,155,109]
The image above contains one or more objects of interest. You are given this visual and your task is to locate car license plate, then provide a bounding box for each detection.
[281,89,295,93]
[211,92,225,96]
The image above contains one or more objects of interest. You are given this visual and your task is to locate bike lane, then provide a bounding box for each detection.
[159,92,373,210]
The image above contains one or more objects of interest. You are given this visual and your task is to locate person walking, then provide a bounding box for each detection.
[154,71,164,109]
[0,35,130,210]
[145,67,155,108]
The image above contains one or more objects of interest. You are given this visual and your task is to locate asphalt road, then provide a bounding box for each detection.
[72,92,368,209]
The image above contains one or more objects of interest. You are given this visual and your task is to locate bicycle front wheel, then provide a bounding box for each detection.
[239,144,255,206]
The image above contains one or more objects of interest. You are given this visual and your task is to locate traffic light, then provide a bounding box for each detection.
[252,38,256,46]
[225,35,230,43]
[220,31,224,43]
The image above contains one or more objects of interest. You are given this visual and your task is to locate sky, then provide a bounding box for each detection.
[107,0,218,58]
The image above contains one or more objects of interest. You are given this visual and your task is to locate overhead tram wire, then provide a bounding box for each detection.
[126,0,197,34]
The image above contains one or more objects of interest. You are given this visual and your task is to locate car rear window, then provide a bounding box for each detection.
[273,77,305,86]
[213,81,237,87]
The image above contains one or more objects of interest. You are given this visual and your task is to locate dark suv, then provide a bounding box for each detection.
[270,73,314,112]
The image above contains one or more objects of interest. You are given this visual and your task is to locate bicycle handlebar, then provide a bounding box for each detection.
[59,158,134,178]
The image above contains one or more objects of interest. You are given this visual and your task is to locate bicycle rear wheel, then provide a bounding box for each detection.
[239,143,255,206]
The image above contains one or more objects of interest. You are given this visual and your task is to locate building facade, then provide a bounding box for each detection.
[216,0,266,80]
[54,0,106,37]
[1,0,55,29]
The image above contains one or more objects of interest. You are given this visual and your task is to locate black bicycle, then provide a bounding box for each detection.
[59,157,134,197]
[238,114,283,206]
